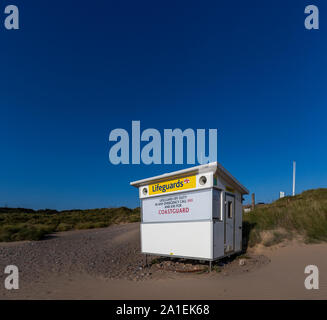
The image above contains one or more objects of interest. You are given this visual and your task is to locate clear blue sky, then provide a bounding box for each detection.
[0,0,326,209]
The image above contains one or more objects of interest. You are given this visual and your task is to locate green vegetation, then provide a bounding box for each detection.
[2,188,326,245]
[211,265,221,273]
[0,207,140,242]
[243,188,327,247]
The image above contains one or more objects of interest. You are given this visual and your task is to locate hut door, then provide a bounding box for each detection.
[224,194,235,253]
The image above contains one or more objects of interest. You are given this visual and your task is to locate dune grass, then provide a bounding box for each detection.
[0,207,140,242]
[2,188,326,245]
[243,188,327,247]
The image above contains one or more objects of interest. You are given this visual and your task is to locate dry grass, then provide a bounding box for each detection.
[0,207,140,242]
[243,188,327,247]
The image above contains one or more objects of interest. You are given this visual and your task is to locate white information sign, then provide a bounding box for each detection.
[142,188,212,223]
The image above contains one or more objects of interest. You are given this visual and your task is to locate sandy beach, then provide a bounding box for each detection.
[0,223,326,299]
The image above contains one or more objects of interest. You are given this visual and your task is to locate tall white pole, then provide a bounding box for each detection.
[292,161,296,196]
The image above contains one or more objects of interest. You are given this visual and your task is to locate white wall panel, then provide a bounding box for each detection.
[141,221,213,259]
[213,221,224,259]
[234,193,242,252]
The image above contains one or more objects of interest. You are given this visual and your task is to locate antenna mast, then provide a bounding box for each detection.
[292,161,296,196]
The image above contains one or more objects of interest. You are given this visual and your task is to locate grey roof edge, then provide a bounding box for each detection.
[216,163,249,195]
[130,162,217,186]
[130,162,249,195]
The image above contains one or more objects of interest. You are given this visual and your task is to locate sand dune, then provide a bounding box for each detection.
[1,223,326,299]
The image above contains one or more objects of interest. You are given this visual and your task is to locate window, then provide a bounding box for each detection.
[227,201,233,219]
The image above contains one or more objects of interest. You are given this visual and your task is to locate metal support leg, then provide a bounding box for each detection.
[145,254,147,267]
[209,261,212,272]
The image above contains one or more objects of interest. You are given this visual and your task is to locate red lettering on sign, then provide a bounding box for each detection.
[158,207,190,215]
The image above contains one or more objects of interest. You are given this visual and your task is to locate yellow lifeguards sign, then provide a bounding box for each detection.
[149,175,196,195]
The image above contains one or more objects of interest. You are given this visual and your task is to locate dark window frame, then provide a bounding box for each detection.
[227,200,233,219]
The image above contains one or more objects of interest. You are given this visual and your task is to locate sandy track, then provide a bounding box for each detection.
[0,223,326,299]
[0,223,145,283]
